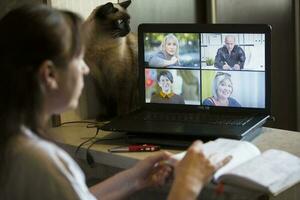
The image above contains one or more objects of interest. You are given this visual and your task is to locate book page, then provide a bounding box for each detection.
[218,149,300,195]
[171,138,261,180]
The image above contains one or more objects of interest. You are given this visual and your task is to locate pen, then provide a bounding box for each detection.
[108,144,160,152]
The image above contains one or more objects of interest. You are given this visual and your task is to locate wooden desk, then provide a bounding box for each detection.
[49,125,300,200]
[50,124,183,169]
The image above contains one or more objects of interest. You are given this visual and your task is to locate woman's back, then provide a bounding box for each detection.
[3,127,96,200]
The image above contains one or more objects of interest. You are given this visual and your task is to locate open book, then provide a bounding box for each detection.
[171,138,300,196]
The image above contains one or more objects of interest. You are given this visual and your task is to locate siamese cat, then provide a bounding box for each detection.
[84,0,139,120]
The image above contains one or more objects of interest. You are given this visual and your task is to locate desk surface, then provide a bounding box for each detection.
[49,125,300,200]
[49,125,300,169]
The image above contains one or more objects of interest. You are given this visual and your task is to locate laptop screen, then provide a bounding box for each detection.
[140,24,271,111]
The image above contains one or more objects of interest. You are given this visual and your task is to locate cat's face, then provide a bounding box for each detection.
[94,1,131,38]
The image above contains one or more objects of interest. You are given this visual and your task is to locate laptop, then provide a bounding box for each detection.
[101,23,272,142]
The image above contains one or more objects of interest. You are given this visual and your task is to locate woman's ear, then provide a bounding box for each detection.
[38,60,58,90]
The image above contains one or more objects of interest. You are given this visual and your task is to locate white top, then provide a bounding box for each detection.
[3,126,97,200]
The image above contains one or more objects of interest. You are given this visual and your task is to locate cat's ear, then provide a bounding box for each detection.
[95,2,117,18]
[119,0,131,9]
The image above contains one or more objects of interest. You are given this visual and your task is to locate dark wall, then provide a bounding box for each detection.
[0,0,46,19]
[195,0,207,23]
[207,0,297,130]
[128,0,198,33]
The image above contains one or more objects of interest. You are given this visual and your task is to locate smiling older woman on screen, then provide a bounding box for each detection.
[203,72,241,107]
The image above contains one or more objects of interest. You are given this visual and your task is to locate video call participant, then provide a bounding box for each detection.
[148,33,181,68]
[150,70,185,104]
[203,72,241,107]
[0,4,230,200]
[214,35,246,70]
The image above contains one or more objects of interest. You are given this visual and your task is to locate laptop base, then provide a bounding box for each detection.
[125,127,263,148]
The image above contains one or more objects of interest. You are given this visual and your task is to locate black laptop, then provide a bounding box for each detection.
[101,23,271,141]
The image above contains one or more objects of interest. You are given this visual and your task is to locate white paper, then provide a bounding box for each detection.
[218,149,300,195]
[171,138,261,180]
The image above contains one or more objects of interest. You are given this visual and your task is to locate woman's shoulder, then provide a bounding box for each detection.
[12,134,76,175]
[150,93,161,101]
[14,134,64,160]
[172,94,185,104]
[154,51,165,57]
[228,97,241,106]
[6,134,93,200]
[149,51,165,60]
[203,97,215,105]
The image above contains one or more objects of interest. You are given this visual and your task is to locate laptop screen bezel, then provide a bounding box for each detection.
[138,23,271,115]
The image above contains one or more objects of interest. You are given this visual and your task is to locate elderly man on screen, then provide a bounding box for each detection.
[214,35,246,70]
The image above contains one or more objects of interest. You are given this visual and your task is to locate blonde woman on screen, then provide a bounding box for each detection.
[148,33,181,68]
[203,72,241,107]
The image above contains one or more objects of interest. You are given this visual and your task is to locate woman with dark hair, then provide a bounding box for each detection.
[0,4,228,200]
[150,70,185,104]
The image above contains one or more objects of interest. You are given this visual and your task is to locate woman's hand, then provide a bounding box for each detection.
[128,151,174,191]
[169,56,178,65]
[168,140,231,200]
[90,151,174,200]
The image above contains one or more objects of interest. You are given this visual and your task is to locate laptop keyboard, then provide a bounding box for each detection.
[135,112,253,126]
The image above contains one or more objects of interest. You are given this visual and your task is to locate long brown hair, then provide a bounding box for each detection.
[0,4,84,184]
